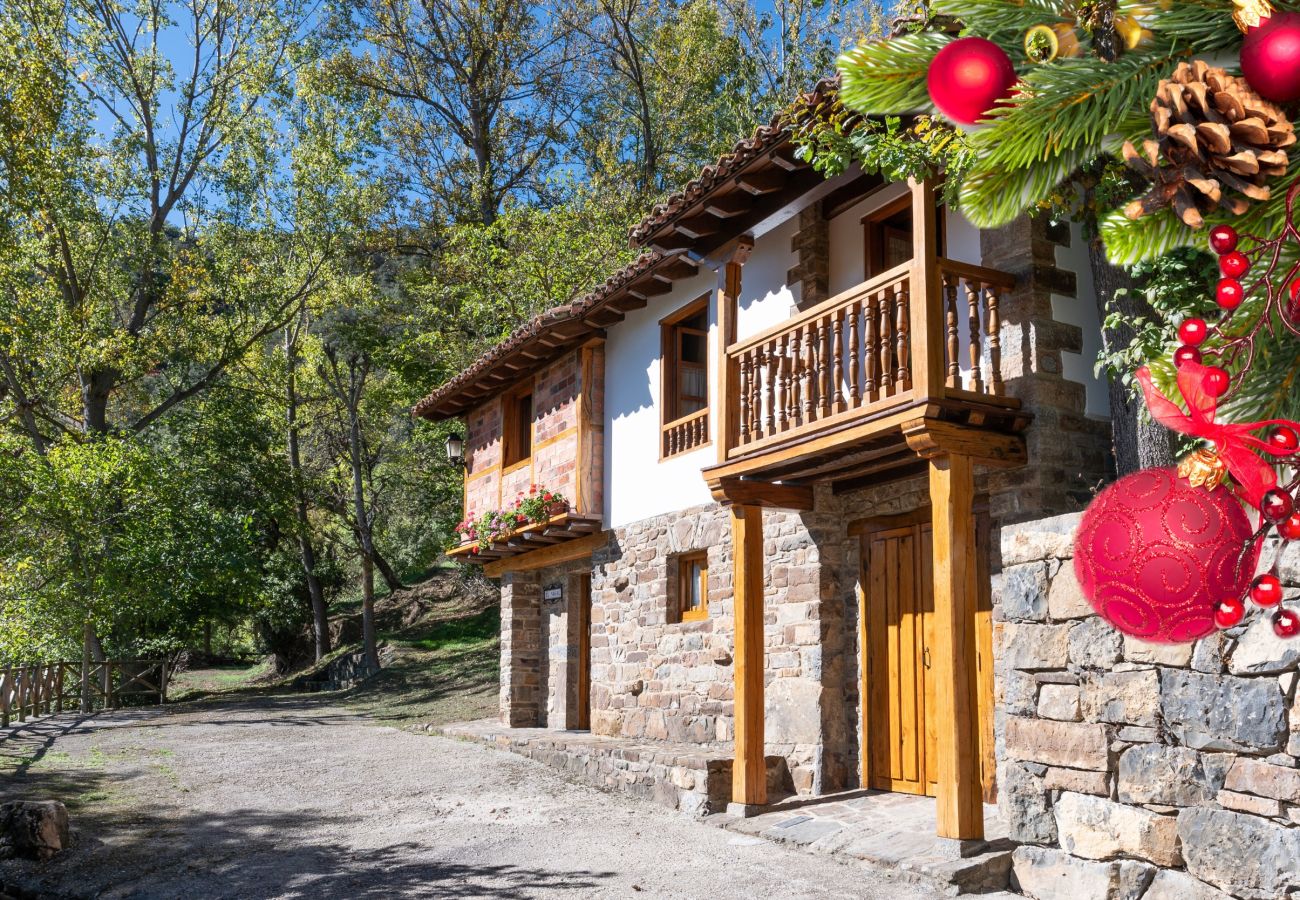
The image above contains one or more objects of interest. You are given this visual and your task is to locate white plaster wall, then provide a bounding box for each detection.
[735,215,801,343]
[604,268,719,528]
[945,208,983,267]
[827,183,910,297]
[1052,221,1110,418]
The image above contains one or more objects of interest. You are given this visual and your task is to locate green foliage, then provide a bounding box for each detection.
[454,487,570,551]
[837,31,949,114]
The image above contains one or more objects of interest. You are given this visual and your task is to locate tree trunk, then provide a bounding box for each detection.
[203,621,212,656]
[285,326,330,661]
[371,545,403,594]
[1088,236,1176,475]
[80,622,93,713]
[361,554,380,672]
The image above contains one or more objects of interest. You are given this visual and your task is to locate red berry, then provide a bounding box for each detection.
[1272,608,1300,639]
[1268,426,1299,455]
[1251,573,1284,607]
[1261,489,1295,524]
[1214,596,1246,629]
[1173,345,1203,367]
[1220,251,1249,278]
[1208,225,1239,254]
[1290,278,1300,302]
[1216,278,1245,310]
[1203,366,1231,397]
[1178,318,1209,345]
[1280,513,1300,541]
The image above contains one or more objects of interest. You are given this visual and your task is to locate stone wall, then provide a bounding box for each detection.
[997,512,1300,900]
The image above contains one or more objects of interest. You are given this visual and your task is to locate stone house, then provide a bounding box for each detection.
[415,86,1299,898]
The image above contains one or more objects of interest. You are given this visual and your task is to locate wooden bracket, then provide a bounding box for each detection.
[902,418,1027,469]
[710,476,814,511]
[482,530,609,578]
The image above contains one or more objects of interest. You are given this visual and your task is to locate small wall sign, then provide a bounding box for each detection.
[542,584,564,604]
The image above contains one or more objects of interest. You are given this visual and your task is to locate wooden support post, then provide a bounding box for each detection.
[1,666,9,728]
[716,236,753,465]
[55,664,64,714]
[107,662,116,710]
[907,177,943,401]
[730,503,766,808]
[928,452,985,841]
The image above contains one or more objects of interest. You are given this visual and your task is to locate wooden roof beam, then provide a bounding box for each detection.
[674,214,720,239]
[736,170,788,195]
[705,192,752,218]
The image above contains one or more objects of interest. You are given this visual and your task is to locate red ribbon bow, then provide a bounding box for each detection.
[1136,362,1292,509]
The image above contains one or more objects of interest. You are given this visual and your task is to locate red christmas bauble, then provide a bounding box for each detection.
[1074,467,1260,643]
[1174,345,1203,368]
[1241,12,1300,103]
[1215,596,1246,629]
[1178,318,1208,346]
[1216,278,1245,310]
[1209,225,1239,255]
[927,38,1017,125]
[1251,573,1284,607]
[1273,608,1300,638]
[1220,252,1250,279]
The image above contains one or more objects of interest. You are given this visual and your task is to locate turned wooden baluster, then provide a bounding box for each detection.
[966,278,985,393]
[778,334,791,431]
[832,310,845,412]
[864,293,878,402]
[817,316,831,417]
[739,352,752,442]
[792,325,805,426]
[804,321,818,422]
[878,288,893,397]
[945,272,960,388]
[896,283,911,389]
[765,344,777,435]
[987,285,1004,395]
[751,349,764,441]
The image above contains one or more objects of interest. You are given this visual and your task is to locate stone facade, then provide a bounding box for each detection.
[998,512,1300,900]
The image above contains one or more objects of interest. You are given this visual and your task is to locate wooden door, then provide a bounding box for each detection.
[576,573,592,730]
[858,514,996,802]
[862,523,937,796]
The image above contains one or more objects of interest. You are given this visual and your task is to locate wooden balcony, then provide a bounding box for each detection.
[446,511,604,564]
[708,214,1029,496]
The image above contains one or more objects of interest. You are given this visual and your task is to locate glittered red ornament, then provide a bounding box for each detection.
[1220,252,1250,278]
[1269,425,1299,455]
[1251,573,1284,607]
[1216,278,1245,310]
[1279,513,1300,541]
[1241,12,1300,103]
[1203,366,1231,397]
[1215,596,1246,629]
[1261,488,1295,523]
[927,37,1017,125]
[1178,318,1209,346]
[1273,608,1300,638]
[1074,467,1260,643]
[1209,224,1239,255]
[1174,345,1203,367]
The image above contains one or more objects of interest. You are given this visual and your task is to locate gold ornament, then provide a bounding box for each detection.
[1178,447,1231,492]
[1233,0,1274,33]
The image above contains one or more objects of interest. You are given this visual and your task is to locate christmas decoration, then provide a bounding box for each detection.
[1178,318,1208,345]
[1269,426,1299,455]
[1074,466,1260,643]
[1173,345,1202,367]
[1215,596,1247,629]
[1220,252,1250,279]
[1209,225,1239,254]
[1216,278,1245,310]
[1250,573,1284,607]
[1121,62,1293,229]
[1240,11,1300,103]
[1261,488,1295,523]
[1274,608,1300,638]
[926,37,1017,125]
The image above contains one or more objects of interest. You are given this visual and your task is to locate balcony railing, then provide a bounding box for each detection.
[723,258,1016,460]
[662,408,709,458]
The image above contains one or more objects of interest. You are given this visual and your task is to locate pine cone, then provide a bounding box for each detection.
[1122,60,1295,228]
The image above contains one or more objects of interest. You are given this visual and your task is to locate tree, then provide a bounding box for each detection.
[338,0,578,226]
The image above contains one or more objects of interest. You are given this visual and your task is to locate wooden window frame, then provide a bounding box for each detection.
[501,381,535,472]
[660,295,711,426]
[861,193,946,280]
[676,550,709,623]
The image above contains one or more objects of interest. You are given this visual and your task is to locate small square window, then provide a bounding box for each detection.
[675,551,709,623]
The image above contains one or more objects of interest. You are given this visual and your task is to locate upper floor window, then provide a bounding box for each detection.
[862,194,944,280]
[660,296,711,458]
[502,385,533,468]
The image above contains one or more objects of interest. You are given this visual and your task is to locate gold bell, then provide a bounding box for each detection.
[1178,447,1230,492]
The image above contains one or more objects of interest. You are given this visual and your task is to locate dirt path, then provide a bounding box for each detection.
[0,696,949,899]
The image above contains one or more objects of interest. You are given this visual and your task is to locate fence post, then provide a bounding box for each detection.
[1,666,9,728]
[159,660,168,704]
[17,667,27,723]
[54,664,64,714]
[107,662,116,710]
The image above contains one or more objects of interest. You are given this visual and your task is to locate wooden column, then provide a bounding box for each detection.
[716,236,753,465]
[730,502,766,807]
[927,451,984,840]
[907,177,944,401]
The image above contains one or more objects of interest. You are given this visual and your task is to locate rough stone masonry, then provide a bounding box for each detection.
[997,512,1300,900]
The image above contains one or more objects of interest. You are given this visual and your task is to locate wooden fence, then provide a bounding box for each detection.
[0,660,169,727]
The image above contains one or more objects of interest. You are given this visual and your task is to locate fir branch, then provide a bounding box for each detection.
[837,32,950,115]
[958,146,1090,227]
[1099,207,1196,265]
[932,0,1067,43]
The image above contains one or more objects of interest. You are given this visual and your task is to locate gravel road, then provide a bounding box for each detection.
[0,696,949,899]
